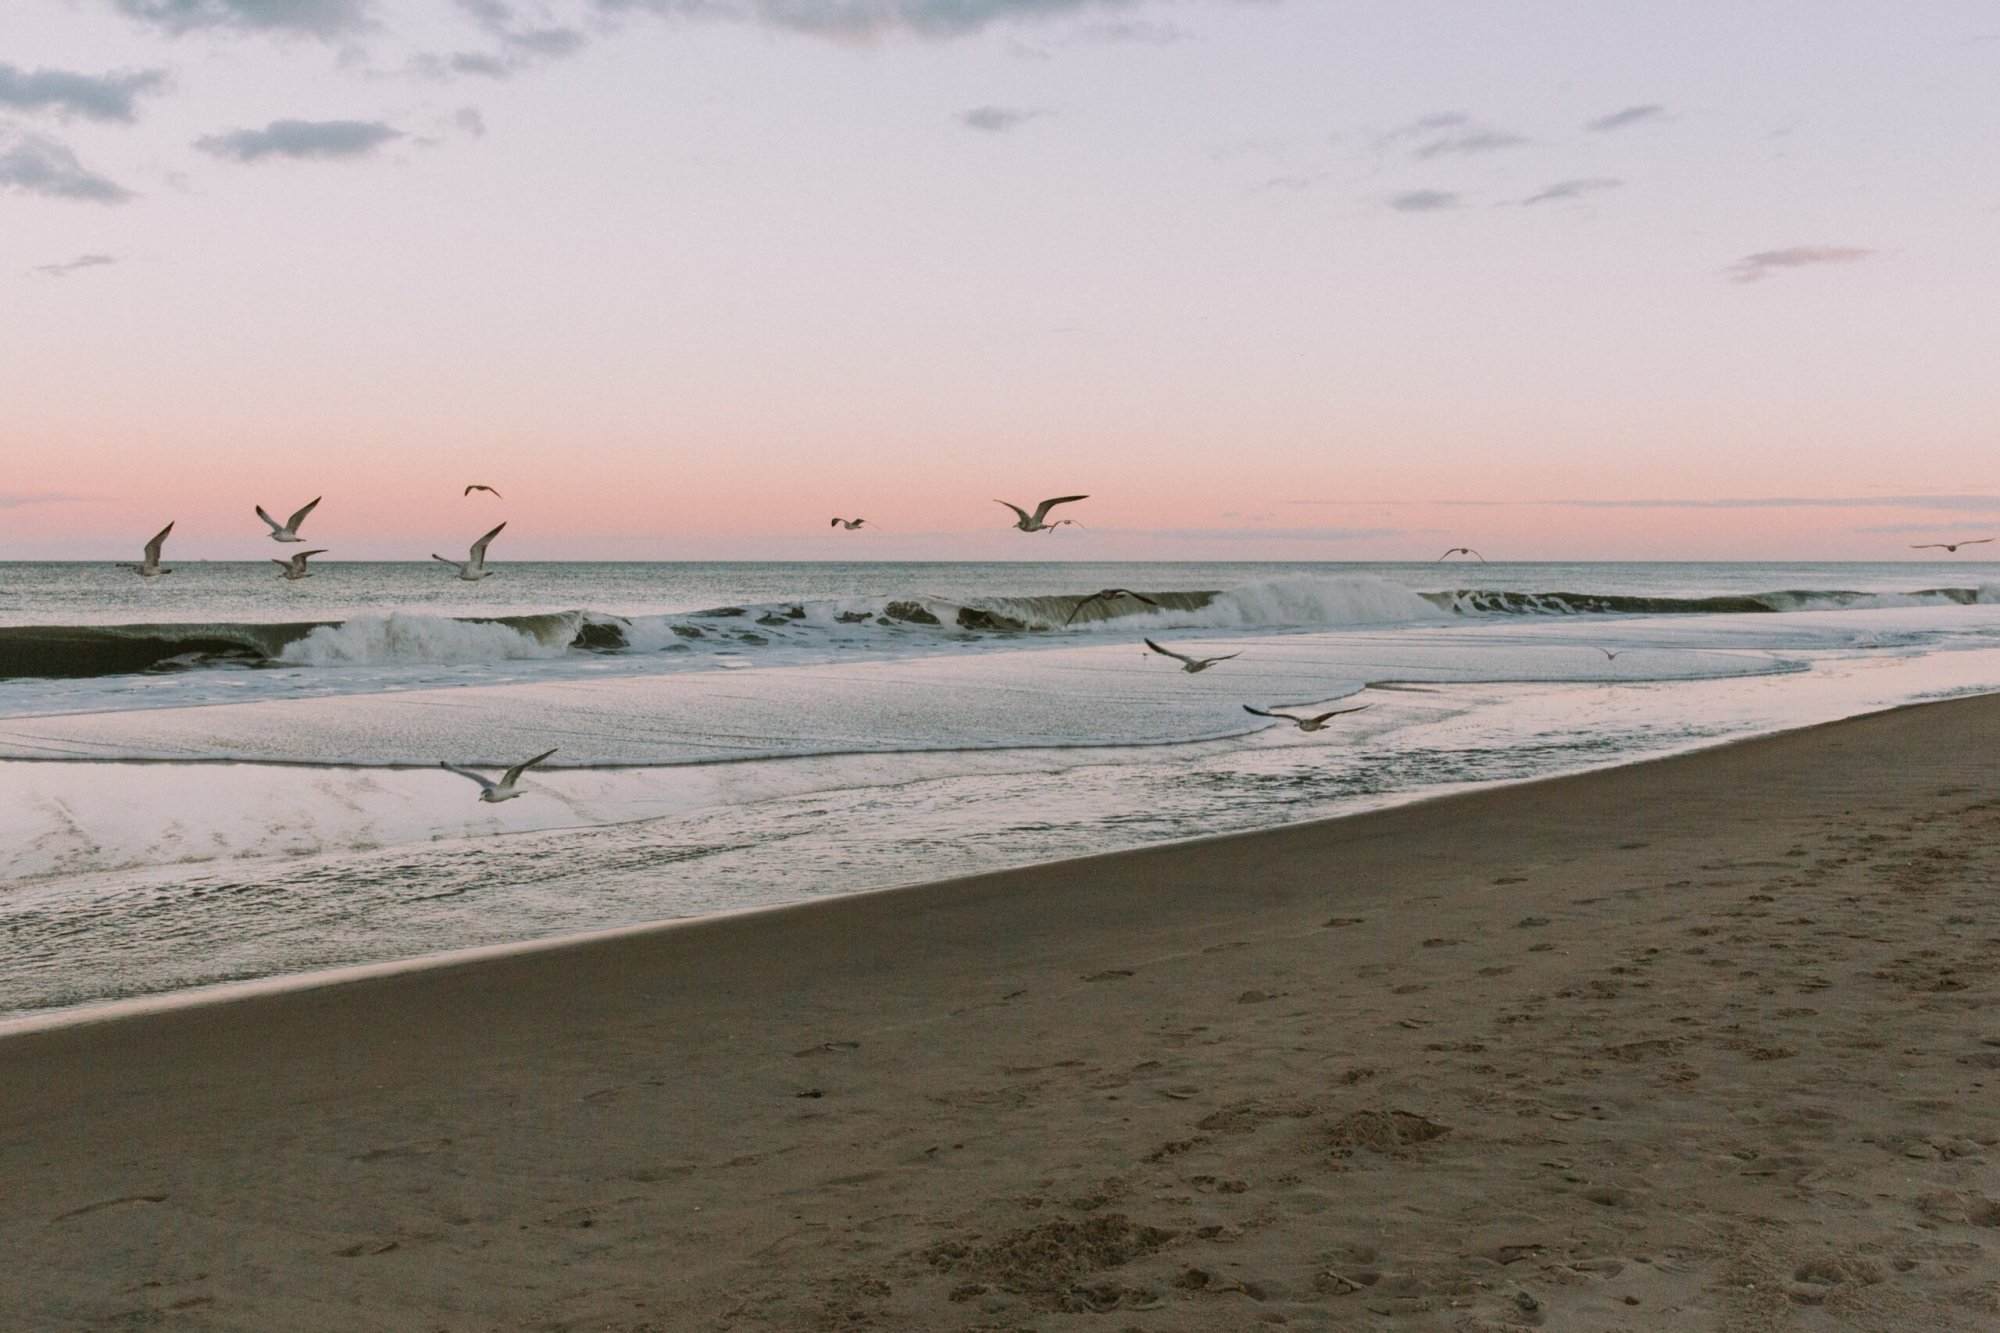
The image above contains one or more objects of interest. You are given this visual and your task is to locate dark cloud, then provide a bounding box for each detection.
[0,63,169,123]
[1724,245,1874,284]
[594,0,1148,41]
[1585,104,1666,133]
[1388,188,1457,212]
[33,253,119,277]
[112,0,370,37]
[0,128,135,202]
[1521,177,1623,205]
[1412,128,1529,159]
[959,105,1044,132]
[196,117,402,161]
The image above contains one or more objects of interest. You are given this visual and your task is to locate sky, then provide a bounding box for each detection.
[3,0,1998,561]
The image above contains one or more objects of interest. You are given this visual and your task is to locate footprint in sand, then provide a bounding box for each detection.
[50,1194,168,1223]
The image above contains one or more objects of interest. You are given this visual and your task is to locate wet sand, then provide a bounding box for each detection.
[5,694,2000,1331]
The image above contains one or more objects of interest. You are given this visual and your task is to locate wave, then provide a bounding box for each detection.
[2,577,1990,681]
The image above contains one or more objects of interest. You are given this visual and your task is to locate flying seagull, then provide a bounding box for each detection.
[1063,588,1160,625]
[439,747,558,803]
[997,495,1088,533]
[256,496,321,543]
[1438,546,1486,562]
[830,517,868,530]
[1144,637,1240,673]
[1243,703,1369,732]
[1910,539,1993,553]
[1595,646,1623,661]
[465,484,503,498]
[272,549,327,581]
[433,521,507,581]
[127,522,174,578]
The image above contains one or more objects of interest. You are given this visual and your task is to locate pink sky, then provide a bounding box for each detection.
[4,1,1998,560]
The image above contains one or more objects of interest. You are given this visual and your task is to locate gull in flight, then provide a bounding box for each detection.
[1243,703,1369,732]
[1063,588,1159,625]
[1438,546,1486,562]
[465,484,503,498]
[433,521,507,581]
[273,549,327,581]
[439,747,558,803]
[1910,539,1992,553]
[126,522,174,578]
[997,495,1088,533]
[256,496,321,543]
[830,517,868,530]
[1144,637,1240,673]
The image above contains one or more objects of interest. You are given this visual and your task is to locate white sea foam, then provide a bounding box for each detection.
[276,612,576,666]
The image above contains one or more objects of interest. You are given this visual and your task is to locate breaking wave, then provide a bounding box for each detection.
[2,577,1992,680]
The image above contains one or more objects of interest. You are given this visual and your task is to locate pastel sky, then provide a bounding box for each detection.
[3,0,1998,561]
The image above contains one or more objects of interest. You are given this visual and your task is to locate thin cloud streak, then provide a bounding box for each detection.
[595,0,1147,41]
[195,118,403,161]
[959,105,1044,132]
[112,0,370,37]
[1388,188,1457,212]
[1585,104,1667,132]
[33,253,119,277]
[1725,246,1874,283]
[1521,177,1622,205]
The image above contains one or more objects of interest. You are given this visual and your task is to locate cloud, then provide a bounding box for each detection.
[195,118,403,161]
[0,63,169,123]
[0,492,93,509]
[1520,176,1623,205]
[594,0,1148,41]
[113,0,370,37]
[1412,128,1529,159]
[33,253,119,277]
[1585,104,1667,133]
[457,0,588,57]
[0,128,135,202]
[1724,245,1874,284]
[454,106,487,137]
[1079,19,1187,44]
[1379,110,1469,142]
[1388,188,1457,212]
[959,105,1044,132]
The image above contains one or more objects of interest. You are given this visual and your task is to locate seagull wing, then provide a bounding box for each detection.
[255,505,282,534]
[1910,544,1946,550]
[285,496,321,531]
[1243,705,1300,721]
[271,558,290,569]
[1127,591,1160,606]
[1198,652,1242,666]
[995,500,1032,524]
[431,554,461,567]
[1965,539,1995,546]
[1031,495,1088,524]
[1145,638,1195,664]
[439,761,497,792]
[144,522,173,563]
[1063,594,1103,626]
[468,521,507,564]
[1466,549,1486,561]
[1437,548,1459,561]
[502,747,559,787]
[1305,705,1371,724]
[830,518,842,527]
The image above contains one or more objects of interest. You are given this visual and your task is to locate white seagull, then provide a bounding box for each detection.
[273,549,327,581]
[439,747,558,803]
[433,521,507,581]
[465,484,503,498]
[997,495,1088,533]
[1438,546,1486,562]
[256,496,321,543]
[127,522,174,578]
[830,517,868,530]
[1243,703,1369,732]
[1910,539,1992,553]
[1144,637,1240,673]
[1064,588,1159,625]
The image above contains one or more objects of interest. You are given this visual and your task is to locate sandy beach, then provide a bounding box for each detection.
[5,694,2000,1331]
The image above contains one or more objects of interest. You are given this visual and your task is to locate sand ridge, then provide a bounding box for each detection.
[4,696,2000,1330]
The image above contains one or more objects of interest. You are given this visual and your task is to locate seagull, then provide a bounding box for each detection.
[1144,638,1240,673]
[997,495,1088,533]
[1438,546,1486,562]
[830,517,868,530]
[465,484,503,498]
[1243,703,1369,732]
[1063,588,1160,625]
[439,747,558,803]
[1910,539,1993,553]
[1595,647,1623,661]
[127,522,174,578]
[272,549,327,581]
[256,496,321,543]
[433,521,507,581]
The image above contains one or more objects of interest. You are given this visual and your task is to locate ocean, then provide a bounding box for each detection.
[7,559,2000,1025]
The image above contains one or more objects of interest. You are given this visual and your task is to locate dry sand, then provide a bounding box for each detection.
[5,695,2000,1331]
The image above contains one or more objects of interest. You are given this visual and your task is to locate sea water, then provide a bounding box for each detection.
[6,560,2000,1023]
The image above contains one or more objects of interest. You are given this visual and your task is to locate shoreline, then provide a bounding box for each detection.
[6,692,2000,1329]
[2,686,1967,1037]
